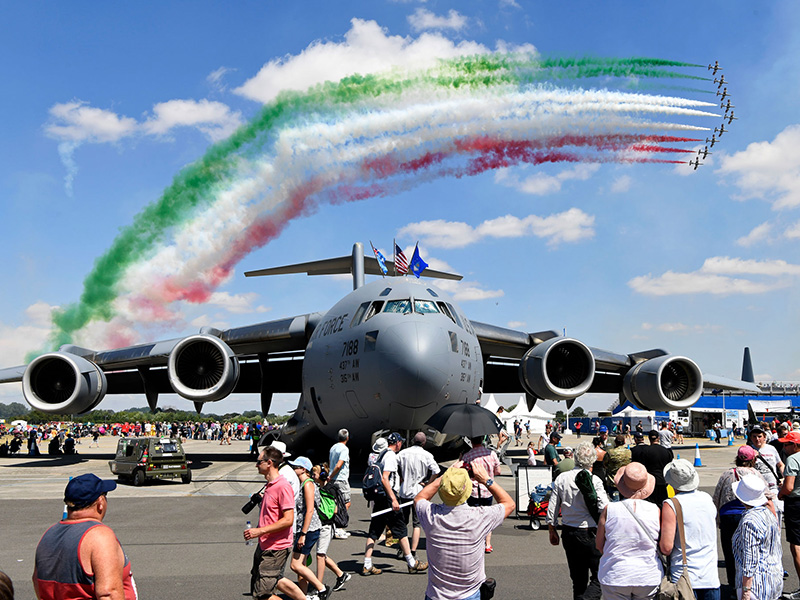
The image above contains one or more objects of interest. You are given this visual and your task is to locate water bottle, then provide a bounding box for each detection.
[246,520,254,546]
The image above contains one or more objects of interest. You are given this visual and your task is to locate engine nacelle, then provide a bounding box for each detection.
[519,337,595,401]
[623,355,702,412]
[168,335,240,402]
[22,352,107,414]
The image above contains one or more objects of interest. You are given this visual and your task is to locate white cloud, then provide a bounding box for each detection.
[207,66,235,92]
[435,278,504,302]
[507,320,526,329]
[494,164,600,195]
[716,123,800,210]
[205,292,269,314]
[786,221,800,239]
[629,256,800,296]
[408,9,468,32]
[45,101,138,143]
[0,302,57,367]
[234,18,513,104]
[640,322,721,334]
[142,99,244,142]
[736,222,773,247]
[399,208,595,249]
[610,175,632,194]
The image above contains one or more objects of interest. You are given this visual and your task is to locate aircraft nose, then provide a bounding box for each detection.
[378,321,451,407]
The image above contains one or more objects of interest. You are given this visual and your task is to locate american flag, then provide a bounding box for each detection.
[394,243,409,275]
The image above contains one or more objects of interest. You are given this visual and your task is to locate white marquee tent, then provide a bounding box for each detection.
[494,395,556,435]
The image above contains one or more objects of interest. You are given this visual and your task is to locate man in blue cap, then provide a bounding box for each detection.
[33,473,138,599]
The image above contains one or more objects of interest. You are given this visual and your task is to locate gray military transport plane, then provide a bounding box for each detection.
[0,243,759,448]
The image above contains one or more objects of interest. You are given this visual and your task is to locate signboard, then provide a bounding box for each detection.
[515,465,552,516]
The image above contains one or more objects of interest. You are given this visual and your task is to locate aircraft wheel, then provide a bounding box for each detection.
[132,469,146,487]
[181,469,192,484]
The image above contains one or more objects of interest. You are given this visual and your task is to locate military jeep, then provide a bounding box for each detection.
[109,437,192,486]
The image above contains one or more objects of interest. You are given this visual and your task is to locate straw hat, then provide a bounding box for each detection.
[614,462,655,500]
[438,468,472,506]
[732,473,768,507]
[663,458,699,492]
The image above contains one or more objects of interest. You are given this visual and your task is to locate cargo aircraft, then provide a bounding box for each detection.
[0,243,759,447]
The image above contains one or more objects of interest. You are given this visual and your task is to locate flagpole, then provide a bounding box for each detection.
[393,238,397,277]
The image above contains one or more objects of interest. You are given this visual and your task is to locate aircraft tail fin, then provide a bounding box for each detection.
[741,347,755,383]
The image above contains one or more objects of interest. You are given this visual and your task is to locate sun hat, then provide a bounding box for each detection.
[372,437,388,453]
[737,445,757,461]
[268,440,291,457]
[65,473,117,508]
[778,431,800,445]
[732,473,768,507]
[663,458,699,492]
[287,456,313,472]
[438,468,472,506]
[614,462,655,500]
[562,446,573,454]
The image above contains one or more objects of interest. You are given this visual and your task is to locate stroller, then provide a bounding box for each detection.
[526,483,553,530]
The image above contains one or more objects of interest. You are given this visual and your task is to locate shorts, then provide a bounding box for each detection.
[293,528,321,555]
[332,478,351,504]
[784,497,800,545]
[467,496,493,508]
[251,546,289,599]
[400,497,420,529]
[316,523,333,555]
[367,496,408,541]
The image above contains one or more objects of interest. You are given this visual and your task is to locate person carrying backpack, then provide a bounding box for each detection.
[362,433,428,576]
[312,465,352,592]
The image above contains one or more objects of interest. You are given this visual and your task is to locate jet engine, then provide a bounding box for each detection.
[519,337,595,401]
[22,352,107,414]
[167,334,240,402]
[622,355,702,412]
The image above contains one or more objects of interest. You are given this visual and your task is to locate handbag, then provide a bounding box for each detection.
[621,498,693,600]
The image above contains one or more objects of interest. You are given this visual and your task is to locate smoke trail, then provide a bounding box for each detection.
[48,54,720,350]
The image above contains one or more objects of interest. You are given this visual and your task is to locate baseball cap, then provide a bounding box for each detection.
[633,431,644,440]
[749,426,766,436]
[550,431,562,440]
[778,431,800,445]
[599,425,608,433]
[287,456,313,472]
[387,432,404,445]
[438,468,472,506]
[737,445,757,461]
[65,473,117,508]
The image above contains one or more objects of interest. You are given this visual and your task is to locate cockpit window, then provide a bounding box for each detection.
[365,301,384,321]
[379,288,392,297]
[350,302,370,328]
[446,303,463,328]
[414,300,439,314]
[437,302,456,324]
[384,299,412,314]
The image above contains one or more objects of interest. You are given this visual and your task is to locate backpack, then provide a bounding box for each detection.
[322,482,350,528]
[317,485,337,524]
[362,450,388,501]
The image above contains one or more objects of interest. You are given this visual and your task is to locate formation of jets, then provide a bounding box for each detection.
[689,61,737,172]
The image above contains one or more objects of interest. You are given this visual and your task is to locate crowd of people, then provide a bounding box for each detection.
[22,417,800,600]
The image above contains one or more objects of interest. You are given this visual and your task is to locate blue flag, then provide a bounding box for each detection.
[409,244,428,278]
[370,241,388,275]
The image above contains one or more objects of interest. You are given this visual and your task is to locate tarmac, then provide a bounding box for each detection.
[1,433,798,599]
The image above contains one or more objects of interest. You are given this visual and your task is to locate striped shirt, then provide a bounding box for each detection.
[461,446,501,499]
[417,499,505,600]
[733,505,783,600]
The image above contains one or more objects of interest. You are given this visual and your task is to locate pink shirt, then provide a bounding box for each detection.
[461,446,501,499]
[258,474,295,551]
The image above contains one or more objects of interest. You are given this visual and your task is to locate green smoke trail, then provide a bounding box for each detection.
[48,54,713,350]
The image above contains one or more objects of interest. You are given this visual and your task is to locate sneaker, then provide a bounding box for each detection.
[332,573,352,592]
[319,587,332,600]
[407,560,428,574]
[334,529,350,539]
[782,589,800,600]
[305,591,319,600]
[396,548,417,560]
[361,566,382,576]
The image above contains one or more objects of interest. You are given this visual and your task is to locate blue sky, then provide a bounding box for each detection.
[1,2,799,416]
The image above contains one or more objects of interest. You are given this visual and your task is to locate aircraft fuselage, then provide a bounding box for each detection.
[300,276,483,441]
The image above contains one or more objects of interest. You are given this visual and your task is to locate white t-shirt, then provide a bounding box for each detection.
[379,450,400,495]
[658,429,674,449]
[397,446,440,498]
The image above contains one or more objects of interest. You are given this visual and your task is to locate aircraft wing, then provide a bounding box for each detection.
[1,312,324,414]
[472,320,760,411]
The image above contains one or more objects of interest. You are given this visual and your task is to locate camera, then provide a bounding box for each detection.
[241,491,263,514]
[463,461,474,478]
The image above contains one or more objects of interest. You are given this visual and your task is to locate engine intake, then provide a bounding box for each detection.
[519,337,595,401]
[622,355,702,411]
[22,352,107,414]
[168,335,240,402]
